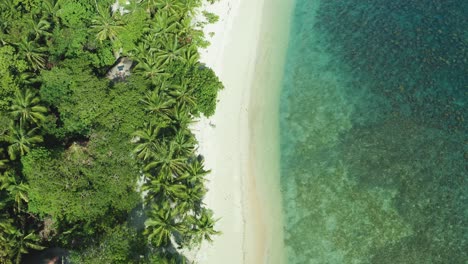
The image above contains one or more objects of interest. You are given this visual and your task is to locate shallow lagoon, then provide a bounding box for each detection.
[279,0,467,263]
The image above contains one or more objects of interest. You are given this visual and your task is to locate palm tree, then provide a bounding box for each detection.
[172,128,195,157]
[178,0,199,17]
[174,178,205,214]
[144,204,183,247]
[144,141,187,177]
[140,0,158,15]
[176,17,192,36]
[0,159,7,168]
[143,177,189,204]
[17,38,47,71]
[151,11,178,36]
[180,46,200,66]
[16,72,39,85]
[185,158,210,186]
[154,34,185,66]
[168,81,196,113]
[187,209,219,245]
[0,148,8,168]
[0,219,44,264]
[0,172,29,213]
[132,122,167,161]
[12,230,44,264]
[134,55,171,83]
[4,123,43,160]
[141,89,175,120]
[154,0,183,15]
[169,106,193,130]
[42,0,63,22]
[0,219,16,264]
[28,17,51,41]
[10,89,47,125]
[90,8,124,43]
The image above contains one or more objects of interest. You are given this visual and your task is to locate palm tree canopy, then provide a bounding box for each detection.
[4,124,43,160]
[90,8,124,43]
[132,122,168,161]
[10,89,47,125]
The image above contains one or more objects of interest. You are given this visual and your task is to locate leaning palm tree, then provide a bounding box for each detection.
[4,123,43,160]
[144,203,183,247]
[0,217,44,264]
[187,209,219,246]
[11,230,45,264]
[10,89,47,125]
[132,122,167,161]
[17,38,47,71]
[0,218,16,264]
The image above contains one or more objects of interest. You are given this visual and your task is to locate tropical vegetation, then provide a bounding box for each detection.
[0,0,223,263]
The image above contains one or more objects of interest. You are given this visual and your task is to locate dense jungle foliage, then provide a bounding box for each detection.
[0,0,223,263]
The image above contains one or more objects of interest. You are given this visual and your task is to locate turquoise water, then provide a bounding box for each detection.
[279,1,467,263]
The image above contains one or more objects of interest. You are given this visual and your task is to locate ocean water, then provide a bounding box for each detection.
[279,1,467,263]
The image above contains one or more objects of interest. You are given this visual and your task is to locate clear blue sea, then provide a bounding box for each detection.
[279,0,467,263]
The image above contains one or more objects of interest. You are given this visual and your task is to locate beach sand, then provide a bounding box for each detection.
[189,0,293,263]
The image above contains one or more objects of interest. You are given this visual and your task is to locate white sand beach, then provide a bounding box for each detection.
[189,0,293,263]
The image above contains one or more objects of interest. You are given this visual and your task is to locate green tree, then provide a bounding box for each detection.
[169,106,193,130]
[0,172,29,214]
[153,34,185,66]
[144,141,187,178]
[172,128,195,157]
[27,17,52,41]
[151,11,178,36]
[154,0,183,15]
[180,45,200,66]
[141,88,175,120]
[168,81,196,113]
[132,122,167,161]
[10,89,47,125]
[185,158,209,186]
[4,123,43,160]
[17,38,47,71]
[0,220,44,264]
[135,55,171,84]
[23,134,140,223]
[143,177,189,206]
[0,218,16,264]
[187,209,219,246]
[188,65,224,117]
[0,148,8,168]
[144,204,183,247]
[90,7,124,44]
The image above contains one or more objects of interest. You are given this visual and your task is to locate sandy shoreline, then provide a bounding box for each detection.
[190,0,293,263]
